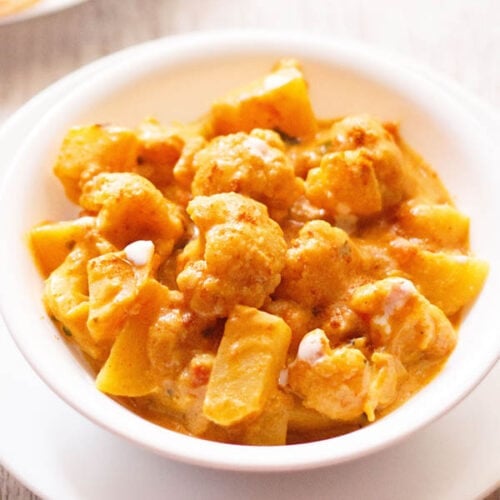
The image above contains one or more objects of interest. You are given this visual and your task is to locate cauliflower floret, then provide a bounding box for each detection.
[192,129,303,218]
[350,277,457,365]
[80,172,185,257]
[327,115,409,208]
[319,302,367,345]
[177,193,287,317]
[305,148,383,217]
[275,220,364,308]
[288,329,370,421]
[147,290,216,379]
[289,329,406,422]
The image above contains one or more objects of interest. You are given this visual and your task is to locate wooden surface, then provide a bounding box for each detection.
[0,0,498,498]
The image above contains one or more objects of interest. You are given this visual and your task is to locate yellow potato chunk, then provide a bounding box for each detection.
[134,118,184,189]
[240,390,293,446]
[87,241,155,344]
[350,277,457,364]
[80,172,185,256]
[392,247,489,316]
[203,306,291,426]
[305,149,382,217]
[172,135,208,189]
[363,351,406,421]
[326,115,408,207]
[192,129,303,217]
[43,242,103,360]
[177,193,287,317]
[288,329,369,421]
[54,124,139,203]
[275,220,363,307]
[287,403,338,435]
[96,279,168,397]
[30,216,95,276]
[396,200,470,250]
[210,59,317,139]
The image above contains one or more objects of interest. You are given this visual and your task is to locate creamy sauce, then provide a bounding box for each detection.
[124,240,154,266]
[297,330,327,364]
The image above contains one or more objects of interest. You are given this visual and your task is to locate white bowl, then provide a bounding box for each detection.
[0,31,499,471]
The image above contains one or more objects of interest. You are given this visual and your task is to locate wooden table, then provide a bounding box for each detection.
[0,0,498,498]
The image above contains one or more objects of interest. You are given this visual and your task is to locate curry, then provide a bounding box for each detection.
[30,60,488,445]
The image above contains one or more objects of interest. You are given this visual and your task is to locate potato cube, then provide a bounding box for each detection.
[210,60,317,139]
[395,248,488,316]
[96,318,156,397]
[286,400,364,442]
[80,172,185,257]
[363,352,406,421]
[30,216,95,276]
[87,241,154,344]
[396,201,470,249]
[240,390,293,446]
[95,280,167,397]
[54,125,139,203]
[203,305,291,426]
[287,402,337,434]
[43,242,103,360]
[134,118,184,189]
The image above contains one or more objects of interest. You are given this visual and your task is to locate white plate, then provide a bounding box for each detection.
[1,324,499,500]
[0,0,87,26]
[0,35,498,498]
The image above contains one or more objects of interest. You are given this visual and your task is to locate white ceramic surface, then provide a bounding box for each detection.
[0,32,499,472]
[0,0,87,26]
[0,316,498,500]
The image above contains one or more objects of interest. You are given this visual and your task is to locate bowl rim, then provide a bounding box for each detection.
[0,30,499,472]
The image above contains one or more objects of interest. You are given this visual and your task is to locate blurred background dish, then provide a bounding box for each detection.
[0,0,87,26]
[0,0,40,18]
